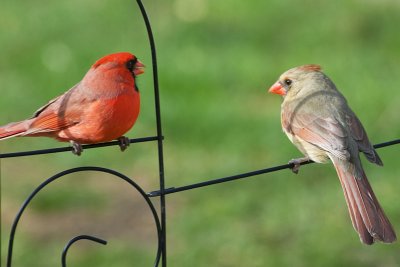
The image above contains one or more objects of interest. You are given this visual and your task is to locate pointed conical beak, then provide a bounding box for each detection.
[134,60,145,76]
[268,81,286,95]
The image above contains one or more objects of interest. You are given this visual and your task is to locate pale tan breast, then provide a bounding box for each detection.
[284,130,329,163]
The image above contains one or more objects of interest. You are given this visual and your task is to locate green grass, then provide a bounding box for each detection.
[1,0,400,266]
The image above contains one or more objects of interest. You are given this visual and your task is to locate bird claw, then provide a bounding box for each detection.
[118,136,130,152]
[288,157,309,174]
[70,141,83,156]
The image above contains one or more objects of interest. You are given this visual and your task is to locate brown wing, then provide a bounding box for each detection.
[283,108,350,161]
[346,112,383,165]
[283,102,381,165]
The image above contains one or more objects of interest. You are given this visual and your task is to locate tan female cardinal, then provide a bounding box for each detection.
[0,52,144,155]
[268,64,396,244]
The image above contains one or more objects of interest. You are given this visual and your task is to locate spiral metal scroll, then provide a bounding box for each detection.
[62,235,107,267]
[6,167,163,267]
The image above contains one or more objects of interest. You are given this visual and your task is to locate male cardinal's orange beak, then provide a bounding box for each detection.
[268,81,286,95]
[134,60,145,76]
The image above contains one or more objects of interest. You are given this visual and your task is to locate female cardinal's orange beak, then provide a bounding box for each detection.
[268,81,286,95]
[134,60,145,76]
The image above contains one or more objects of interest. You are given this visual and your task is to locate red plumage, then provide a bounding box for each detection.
[0,52,145,154]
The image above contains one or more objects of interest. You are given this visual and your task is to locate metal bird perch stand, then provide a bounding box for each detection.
[1,1,399,266]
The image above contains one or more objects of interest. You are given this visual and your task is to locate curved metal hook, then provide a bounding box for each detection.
[62,235,107,267]
[7,166,162,267]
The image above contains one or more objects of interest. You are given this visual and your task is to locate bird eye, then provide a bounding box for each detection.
[284,79,292,86]
[126,58,137,71]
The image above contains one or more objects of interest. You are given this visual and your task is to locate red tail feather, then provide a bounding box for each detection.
[0,120,31,140]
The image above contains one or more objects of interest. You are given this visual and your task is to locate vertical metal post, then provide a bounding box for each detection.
[136,1,167,266]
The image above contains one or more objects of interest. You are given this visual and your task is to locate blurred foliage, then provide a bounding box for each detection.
[1,0,400,266]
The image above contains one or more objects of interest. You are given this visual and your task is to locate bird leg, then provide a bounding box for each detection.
[117,136,130,152]
[70,140,83,156]
[288,156,310,174]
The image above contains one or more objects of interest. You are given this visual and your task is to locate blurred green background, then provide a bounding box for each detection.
[1,0,400,266]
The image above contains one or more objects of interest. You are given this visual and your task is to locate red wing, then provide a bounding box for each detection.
[25,83,85,134]
[26,112,79,135]
[32,83,80,118]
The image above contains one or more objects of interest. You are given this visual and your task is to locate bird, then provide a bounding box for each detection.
[268,64,396,244]
[0,52,145,155]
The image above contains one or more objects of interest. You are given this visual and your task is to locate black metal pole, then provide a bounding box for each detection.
[136,1,167,266]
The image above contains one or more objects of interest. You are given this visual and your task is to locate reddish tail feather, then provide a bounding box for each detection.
[331,157,396,244]
[0,120,31,140]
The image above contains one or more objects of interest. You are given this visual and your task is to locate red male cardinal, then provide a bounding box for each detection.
[0,52,144,155]
[268,64,396,244]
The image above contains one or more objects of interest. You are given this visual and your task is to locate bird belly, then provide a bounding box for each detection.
[285,131,329,163]
[56,94,140,144]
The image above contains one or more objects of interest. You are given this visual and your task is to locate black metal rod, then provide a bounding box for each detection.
[372,138,400,149]
[0,136,160,159]
[61,235,107,267]
[6,167,162,267]
[147,139,400,197]
[147,162,308,197]
[136,1,167,267]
